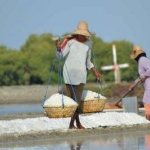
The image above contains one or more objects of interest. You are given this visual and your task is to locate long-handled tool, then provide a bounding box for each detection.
[114,79,141,106]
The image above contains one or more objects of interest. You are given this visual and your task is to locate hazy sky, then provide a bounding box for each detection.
[0,0,150,57]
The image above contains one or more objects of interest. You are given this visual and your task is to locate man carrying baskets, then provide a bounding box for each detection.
[56,21,101,129]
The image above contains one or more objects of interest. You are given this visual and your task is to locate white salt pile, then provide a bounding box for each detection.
[43,93,78,107]
[0,112,149,137]
[81,90,107,101]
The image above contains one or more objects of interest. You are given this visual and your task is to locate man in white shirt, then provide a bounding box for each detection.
[56,21,101,129]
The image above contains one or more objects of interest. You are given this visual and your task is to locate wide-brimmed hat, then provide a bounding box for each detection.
[72,21,94,37]
[130,45,146,59]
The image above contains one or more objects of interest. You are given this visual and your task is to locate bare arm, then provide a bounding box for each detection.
[91,67,102,80]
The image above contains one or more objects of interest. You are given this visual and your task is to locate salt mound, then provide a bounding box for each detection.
[43,93,78,107]
[81,90,107,101]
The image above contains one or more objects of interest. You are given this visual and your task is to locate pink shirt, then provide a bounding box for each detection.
[137,57,150,105]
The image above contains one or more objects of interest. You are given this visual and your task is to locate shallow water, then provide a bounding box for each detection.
[0,130,150,150]
[0,104,44,114]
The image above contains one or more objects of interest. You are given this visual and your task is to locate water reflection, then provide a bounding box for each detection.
[70,141,84,150]
[145,134,150,150]
[0,130,150,150]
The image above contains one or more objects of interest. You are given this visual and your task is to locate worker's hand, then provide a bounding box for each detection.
[56,40,61,47]
[139,76,147,83]
[94,71,102,80]
[55,40,61,52]
[91,67,102,80]
[129,84,134,92]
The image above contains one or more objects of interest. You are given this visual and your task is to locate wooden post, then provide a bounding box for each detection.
[101,44,129,84]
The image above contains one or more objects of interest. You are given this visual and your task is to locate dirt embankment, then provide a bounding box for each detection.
[0,85,58,104]
[0,82,144,104]
[0,82,144,110]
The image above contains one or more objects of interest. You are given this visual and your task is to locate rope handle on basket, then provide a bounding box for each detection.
[57,53,65,108]
[42,54,65,108]
[94,78,104,100]
[42,56,56,107]
[90,38,104,100]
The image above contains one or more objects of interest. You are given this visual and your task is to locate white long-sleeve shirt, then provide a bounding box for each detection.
[56,37,94,85]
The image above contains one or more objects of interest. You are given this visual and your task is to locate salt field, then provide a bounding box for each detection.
[0,103,150,149]
[0,88,149,149]
[0,112,149,138]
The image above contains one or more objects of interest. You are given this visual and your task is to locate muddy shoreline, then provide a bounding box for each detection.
[0,84,143,104]
[0,85,58,104]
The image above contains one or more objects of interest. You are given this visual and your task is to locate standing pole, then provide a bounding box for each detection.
[112,44,120,84]
[101,44,129,84]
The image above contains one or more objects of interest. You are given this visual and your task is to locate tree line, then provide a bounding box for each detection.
[0,33,138,86]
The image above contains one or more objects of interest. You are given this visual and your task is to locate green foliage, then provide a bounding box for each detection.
[0,50,24,85]
[0,33,139,85]
[87,38,138,83]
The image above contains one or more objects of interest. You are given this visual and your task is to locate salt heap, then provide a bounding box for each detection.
[80,90,107,113]
[43,93,78,118]
[81,90,107,101]
[43,93,78,107]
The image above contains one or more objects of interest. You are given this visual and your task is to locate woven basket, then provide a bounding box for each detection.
[43,105,77,118]
[80,98,106,113]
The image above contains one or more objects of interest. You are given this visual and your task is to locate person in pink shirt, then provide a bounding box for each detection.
[129,46,150,121]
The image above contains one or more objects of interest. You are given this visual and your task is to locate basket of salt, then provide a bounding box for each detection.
[80,90,107,113]
[43,93,78,118]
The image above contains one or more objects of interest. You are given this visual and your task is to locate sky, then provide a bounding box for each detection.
[0,0,150,57]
